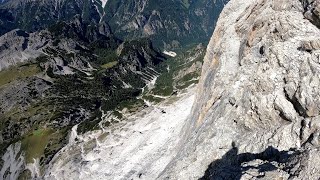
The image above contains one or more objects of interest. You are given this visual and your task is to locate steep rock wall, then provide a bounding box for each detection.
[161,0,320,179]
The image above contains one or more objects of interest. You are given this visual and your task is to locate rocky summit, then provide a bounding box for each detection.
[2,0,320,179]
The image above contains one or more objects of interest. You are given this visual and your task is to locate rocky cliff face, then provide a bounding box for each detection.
[160,0,320,179]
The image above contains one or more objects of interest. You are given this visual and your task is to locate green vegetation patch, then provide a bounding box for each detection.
[0,64,40,86]
[94,48,118,65]
[176,72,199,85]
[176,79,198,90]
[21,128,54,163]
[117,98,145,113]
[152,85,174,97]
[149,44,205,97]
[101,61,118,69]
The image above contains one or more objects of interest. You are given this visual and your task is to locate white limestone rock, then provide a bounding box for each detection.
[160,0,320,179]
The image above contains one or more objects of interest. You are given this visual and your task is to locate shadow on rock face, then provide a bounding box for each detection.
[200,144,300,180]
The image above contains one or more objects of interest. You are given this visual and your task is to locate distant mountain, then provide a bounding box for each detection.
[0,0,228,48]
[0,0,102,35]
[102,0,228,48]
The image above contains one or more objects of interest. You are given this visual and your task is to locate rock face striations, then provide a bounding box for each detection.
[160,0,320,179]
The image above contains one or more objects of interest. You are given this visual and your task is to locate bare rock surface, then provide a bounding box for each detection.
[160,0,320,179]
[44,87,196,180]
[0,29,45,70]
[0,28,94,73]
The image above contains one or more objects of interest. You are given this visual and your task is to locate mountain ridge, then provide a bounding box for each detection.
[0,0,228,48]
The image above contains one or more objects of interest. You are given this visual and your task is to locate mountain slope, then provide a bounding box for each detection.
[0,0,102,35]
[41,0,320,178]
[0,0,228,48]
[159,0,320,179]
[0,3,167,178]
[104,0,228,48]
[0,0,229,179]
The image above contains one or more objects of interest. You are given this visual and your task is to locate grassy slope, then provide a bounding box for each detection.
[0,64,40,86]
[21,129,53,163]
[141,44,205,103]
[101,61,118,69]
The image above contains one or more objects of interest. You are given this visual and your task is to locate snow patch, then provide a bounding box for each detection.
[92,0,108,8]
[100,0,108,7]
[163,50,177,57]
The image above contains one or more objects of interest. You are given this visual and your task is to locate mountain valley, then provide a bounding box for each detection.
[0,0,228,179]
[3,0,320,179]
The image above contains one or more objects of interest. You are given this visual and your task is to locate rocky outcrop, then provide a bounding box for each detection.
[302,0,320,28]
[0,16,116,71]
[0,29,45,70]
[0,28,90,72]
[160,0,320,179]
[0,142,24,180]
